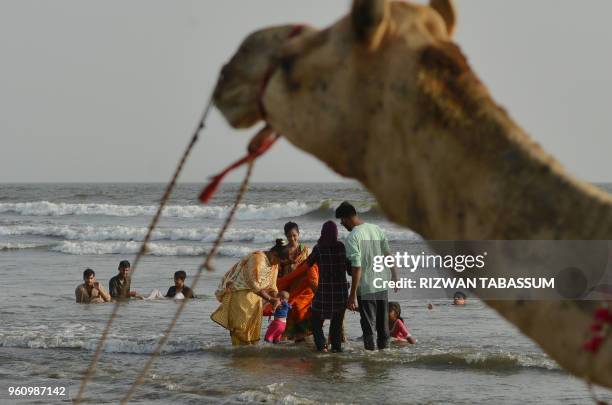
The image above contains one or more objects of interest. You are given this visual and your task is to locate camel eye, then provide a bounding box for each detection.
[280,53,298,75]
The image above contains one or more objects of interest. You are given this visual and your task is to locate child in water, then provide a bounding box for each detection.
[389,302,417,344]
[264,291,291,343]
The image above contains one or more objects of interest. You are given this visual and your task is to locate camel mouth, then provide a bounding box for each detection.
[212,25,310,129]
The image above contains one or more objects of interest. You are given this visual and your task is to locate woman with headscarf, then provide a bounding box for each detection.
[212,239,289,345]
[275,221,316,341]
[307,220,350,352]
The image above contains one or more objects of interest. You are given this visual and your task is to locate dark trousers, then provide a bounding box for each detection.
[357,295,389,350]
[311,309,345,351]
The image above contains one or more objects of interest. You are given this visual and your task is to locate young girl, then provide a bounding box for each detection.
[264,291,291,343]
[389,302,417,344]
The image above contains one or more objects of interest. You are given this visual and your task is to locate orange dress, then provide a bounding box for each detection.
[269,244,318,339]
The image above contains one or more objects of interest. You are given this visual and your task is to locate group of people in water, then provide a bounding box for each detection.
[75,200,467,353]
[75,260,194,303]
[212,201,417,352]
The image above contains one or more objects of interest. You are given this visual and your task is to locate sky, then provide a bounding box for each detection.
[0,0,611,183]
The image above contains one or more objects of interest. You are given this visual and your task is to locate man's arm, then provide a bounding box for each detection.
[382,230,398,292]
[345,234,361,311]
[347,267,361,311]
[75,286,85,303]
[98,285,111,302]
[387,256,399,292]
[108,278,118,299]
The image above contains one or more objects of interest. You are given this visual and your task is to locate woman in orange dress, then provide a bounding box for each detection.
[276,222,318,341]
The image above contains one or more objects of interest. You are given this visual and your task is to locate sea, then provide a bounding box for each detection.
[0,182,611,404]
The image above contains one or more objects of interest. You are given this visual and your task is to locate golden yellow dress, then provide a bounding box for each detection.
[212,251,278,345]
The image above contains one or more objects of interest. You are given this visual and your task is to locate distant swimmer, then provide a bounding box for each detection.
[165,270,195,299]
[453,291,467,305]
[75,268,111,303]
[109,260,143,300]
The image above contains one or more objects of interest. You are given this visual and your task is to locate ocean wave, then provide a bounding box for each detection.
[0,224,311,243]
[0,200,385,221]
[0,201,314,220]
[0,329,207,354]
[50,241,252,257]
[395,349,559,370]
[295,199,385,220]
[0,242,48,251]
[0,223,419,243]
[203,345,559,371]
[230,383,318,405]
[0,328,558,371]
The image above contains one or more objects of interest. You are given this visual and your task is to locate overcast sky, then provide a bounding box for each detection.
[1,0,611,183]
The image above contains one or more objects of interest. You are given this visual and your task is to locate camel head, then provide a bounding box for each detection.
[214,0,460,179]
[213,0,504,232]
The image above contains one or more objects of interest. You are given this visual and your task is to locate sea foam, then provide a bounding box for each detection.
[50,241,252,257]
[0,201,314,220]
[0,224,418,243]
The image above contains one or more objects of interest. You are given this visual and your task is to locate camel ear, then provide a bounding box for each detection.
[430,0,456,37]
[351,0,389,49]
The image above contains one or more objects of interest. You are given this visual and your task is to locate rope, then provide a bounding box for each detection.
[120,158,255,404]
[73,93,215,404]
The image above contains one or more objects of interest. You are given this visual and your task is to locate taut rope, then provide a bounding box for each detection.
[74,93,215,404]
[78,23,302,403]
[120,158,255,404]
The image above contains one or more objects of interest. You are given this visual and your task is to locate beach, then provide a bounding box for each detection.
[1,182,611,404]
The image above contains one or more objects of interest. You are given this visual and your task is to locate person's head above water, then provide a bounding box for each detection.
[318,220,339,247]
[174,270,187,288]
[83,268,96,287]
[283,221,300,247]
[453,291,467,305]
[335,201,362,231]
[389,301,404,322]
[118,260,131,279]
[267,239,290,265]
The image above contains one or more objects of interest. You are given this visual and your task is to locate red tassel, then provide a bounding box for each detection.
[199,134,280,203]
[583,335,604,353]
[198,174,223,204]
[594,307,612,323]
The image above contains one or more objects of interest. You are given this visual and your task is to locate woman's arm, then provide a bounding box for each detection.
[257,288,279,305]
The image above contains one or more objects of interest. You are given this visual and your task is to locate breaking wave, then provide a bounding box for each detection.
[0,242,48,251]
[0,326,207,354]
[50,241,252,257]
[0,200,385,221]
[0,328,559,371]
[228,383,317,405]
[0,201,313,220]
[0,223,419,243]
[390,349,559,371]
[0,224,314,243]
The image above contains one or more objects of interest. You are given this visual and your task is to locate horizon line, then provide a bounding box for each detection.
[0,180,358,184]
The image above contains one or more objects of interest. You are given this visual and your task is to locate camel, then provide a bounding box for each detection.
[212,0,612,389]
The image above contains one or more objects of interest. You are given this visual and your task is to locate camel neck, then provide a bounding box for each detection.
[410,103,612,240]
